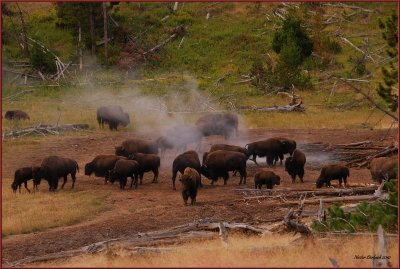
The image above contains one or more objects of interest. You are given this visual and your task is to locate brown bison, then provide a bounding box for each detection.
[285,149,306,183]
[245,138,295,166]
[97,106,130,131]
[115,138,158,157]
[85,155,127,183]
[254,170,281,189]
[11,166,41,193]
[5,110,30,120]
[109,159,141,189]
[33,156,79,192]
[369,157,398,183]
[316,164,349,188]
[195,113,238,139]
[172,150,202,190]
[156,125,203,156]
[209,144,249,157]
[180,167,201,206]
[273,137,297,164]
[129,153,160,184]
[200,150,247,185]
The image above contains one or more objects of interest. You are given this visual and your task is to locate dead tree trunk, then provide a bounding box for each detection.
[103,2,108,58]
[89,4,96,56]
[16,3,29,57]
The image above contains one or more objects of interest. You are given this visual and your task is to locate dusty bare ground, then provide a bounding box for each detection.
[1,128,397,264]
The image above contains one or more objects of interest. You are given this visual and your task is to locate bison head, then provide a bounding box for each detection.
[84,162,94,176]
[284,157,293,172]
[281,139,297,155]
[108,170,117,183]
[199,165,209,178]
[115,146,126,157]
[315,177,327,188]
[11,182,18,193]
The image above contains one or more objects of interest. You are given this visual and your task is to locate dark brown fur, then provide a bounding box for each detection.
[316,164,349,188]
[97,106,130,131]
[180,167,201,206]
[285,149,306,183]
[85,155,127,183]
[129,153,160,184]
[172,150,202,190]
[11,167,41,193]
[195,113,238,139]
[369,157,398,183]
[254,170,281,189]
[245,138,293,166]
[5,110,30,120]
[109,160,141,189]
[115,139,158,157]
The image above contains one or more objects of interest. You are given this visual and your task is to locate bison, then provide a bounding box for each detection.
[180,167,201,206]
[200,150,247,185]
[369,157,398,183]
[11,166,41,193]
[97,106,130,131]
[195,113,238,139]
[129,153,160,184]
[209,143,249,156]
[245,138,294,166]
[85,155,127,183]
[285,149,306,183]
[172,150,202,190]
[5,110,30,120]
[316,164,349,188]
[254,170,281,189]
[109,159,141,189]
[33,156,79,192]
[273,137,297,164]
[115,138,158,157]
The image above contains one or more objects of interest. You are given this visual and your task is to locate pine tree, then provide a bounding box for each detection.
[377,11,398,112]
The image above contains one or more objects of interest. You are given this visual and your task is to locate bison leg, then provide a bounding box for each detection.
[152,169,159,183]
[343,176,347,189]
[61,176,68,189]
[71,172,76,189]
[139,173,144,184]
[291,174,296,184]
[24,181,31,193]
[223,173,229,185]
[182,191,189,206]
[251,155,259,166]
[18,184,22,193]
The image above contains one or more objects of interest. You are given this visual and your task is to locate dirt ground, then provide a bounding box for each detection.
[1,128,397,264]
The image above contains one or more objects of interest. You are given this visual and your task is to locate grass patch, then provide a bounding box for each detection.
[34,233,398,267]
[2,187,108,237]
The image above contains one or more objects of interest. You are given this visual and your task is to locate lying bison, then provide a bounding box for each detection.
[200,150,247,185]
[97,105,130,131]
[33,156,79,192]
[156,125,203,157]
[11,166,41,193]
[172,150,202,190]
[285,149,306,183]
[109,159,141,189]
[196,113,238,139]
[180,167,201,206]
[129,153,160,184]
[85,155,127,183]
[316,164,349,188]
[5,110,30,120]
[246,138,295,166]
[369,157,398,183]
[115,138,158,157]
[254,170,281,189]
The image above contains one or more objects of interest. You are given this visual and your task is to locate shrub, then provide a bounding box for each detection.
[29,43,57,74]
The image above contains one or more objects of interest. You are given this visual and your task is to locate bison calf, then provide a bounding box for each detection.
[181,167,201,206]
[369,157,398,184]
[254,170,281,189]
[172,150,201,190]
[109,160,141,189]
[316,164,349,188]
[285,149,306,183]
[12,166,41,193]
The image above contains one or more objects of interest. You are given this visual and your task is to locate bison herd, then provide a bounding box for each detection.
[10,111,398,206]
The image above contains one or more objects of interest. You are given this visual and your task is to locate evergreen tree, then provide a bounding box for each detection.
[377,11,398,112]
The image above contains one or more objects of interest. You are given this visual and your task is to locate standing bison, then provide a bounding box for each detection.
[316,164,349,188]
[180,167,201,206]
[5,110,30,120]
[85,155,127,183]
[33,156,79,192]
[285,149,306,183]
[129,153,160,184]
[156,125,203,156]
[195,113,238,139]
[97,106,130,131]
[246,138,295,166]
[115,139,158,157]
[172,150,202,190]
[254,170,281,189]
[369,157,398,183]
[274,137,297,164]
[200,150,247,185]
[11,166,41,193]
[109,159,141,189]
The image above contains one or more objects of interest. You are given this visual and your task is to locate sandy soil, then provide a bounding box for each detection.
[1,128,396,264]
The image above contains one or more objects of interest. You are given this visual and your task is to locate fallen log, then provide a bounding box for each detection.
[239,101,305,112]
[2,124,90,139]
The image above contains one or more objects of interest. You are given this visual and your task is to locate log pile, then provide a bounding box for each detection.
[302,140,398,167]
[2,124,89,139]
